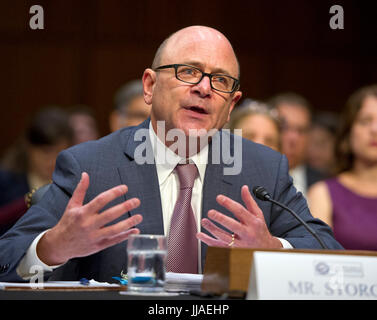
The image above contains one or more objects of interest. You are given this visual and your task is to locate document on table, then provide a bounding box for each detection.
[165,272,203,292]
[0,280,121,290]
[0,273,203,292]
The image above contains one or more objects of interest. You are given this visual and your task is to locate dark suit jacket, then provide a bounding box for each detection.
[0,170,29,207]
[0,170,29,236]
[306,165,326,189]
[0,119,343,282]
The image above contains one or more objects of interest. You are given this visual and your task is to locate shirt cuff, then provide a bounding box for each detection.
[16,230,63,280]
[276,237,293,249]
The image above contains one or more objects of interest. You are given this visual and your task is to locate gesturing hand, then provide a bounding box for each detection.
[37,172,143,266]
[196,185,282,249]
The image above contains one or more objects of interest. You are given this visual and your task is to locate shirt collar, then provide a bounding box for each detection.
[148,121,208,185]
[289,164,306,177]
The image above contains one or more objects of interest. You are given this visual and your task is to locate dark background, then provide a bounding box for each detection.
[1,0,376,153]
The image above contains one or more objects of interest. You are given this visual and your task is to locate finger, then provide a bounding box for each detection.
[97,228,141,251]
[196,232,228,247]
[201,218,233,242]
[84,184,128,214]
[67,172,90,210]
[216,194,253,225]
[206,209,243,234]
[94,198,141,228]
[241,185,264,219]
[96,214,143,240]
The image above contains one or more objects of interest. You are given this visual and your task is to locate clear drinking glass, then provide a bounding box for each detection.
[127,234,167,292]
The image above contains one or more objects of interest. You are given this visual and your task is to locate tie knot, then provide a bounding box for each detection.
[175,163,198,189]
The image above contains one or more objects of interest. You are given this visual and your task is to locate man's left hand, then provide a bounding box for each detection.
[196,185,282,248]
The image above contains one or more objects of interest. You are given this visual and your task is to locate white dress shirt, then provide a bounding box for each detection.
[289,165,307,197]
[149,122,208,272]
[17,122,292,279]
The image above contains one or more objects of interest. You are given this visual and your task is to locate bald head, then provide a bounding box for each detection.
[142,25,242,142]
[152,26,240,78]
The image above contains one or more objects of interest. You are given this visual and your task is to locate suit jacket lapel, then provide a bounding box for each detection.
[116,124,242,267]
[200,130,241,265]
[117,119,164,235]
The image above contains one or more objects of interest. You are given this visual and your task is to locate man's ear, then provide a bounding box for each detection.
[227,90,242,121]
[142,68,156,105]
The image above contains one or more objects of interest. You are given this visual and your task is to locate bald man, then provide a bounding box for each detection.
[0,26,341,282]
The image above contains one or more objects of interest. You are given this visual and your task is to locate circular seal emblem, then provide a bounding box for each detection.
[315,262,330,275]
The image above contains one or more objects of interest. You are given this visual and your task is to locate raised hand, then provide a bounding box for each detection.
[196,185,282,249]
[37,172,143,266]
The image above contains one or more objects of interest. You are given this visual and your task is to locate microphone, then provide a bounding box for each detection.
[252,186,328,249]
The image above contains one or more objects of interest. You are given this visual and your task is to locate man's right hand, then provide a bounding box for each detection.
[36,172,143,266]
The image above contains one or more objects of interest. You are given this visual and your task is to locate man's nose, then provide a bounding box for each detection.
[192,75,212,97]
[283,128,299,141]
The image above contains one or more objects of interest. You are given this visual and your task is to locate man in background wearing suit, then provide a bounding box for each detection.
[0,26,342,282]
[269,93,325,196]
[109,80,151,132]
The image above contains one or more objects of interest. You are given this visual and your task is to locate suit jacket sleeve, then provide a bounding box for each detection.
[0,149,82,282]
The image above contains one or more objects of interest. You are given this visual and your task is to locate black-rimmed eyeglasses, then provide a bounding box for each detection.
[154,64,240,94]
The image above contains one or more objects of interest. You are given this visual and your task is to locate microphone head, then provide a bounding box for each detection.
[252,186,271,201]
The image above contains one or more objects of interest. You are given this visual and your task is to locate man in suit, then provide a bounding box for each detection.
[0,26,342,282]
[269,93,325,196]
[109,80,152,132]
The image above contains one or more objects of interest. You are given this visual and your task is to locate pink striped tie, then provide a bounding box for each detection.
[166,163,199,273]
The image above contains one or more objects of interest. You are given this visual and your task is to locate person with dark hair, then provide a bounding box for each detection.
[307,112,339,176]
[109,80,152,132]
[307,84,377,251]
[0,107,73,235]
[68,105,99,145]
[269,93,325,196]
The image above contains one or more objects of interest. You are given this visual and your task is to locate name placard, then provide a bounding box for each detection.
[247,251,377,300]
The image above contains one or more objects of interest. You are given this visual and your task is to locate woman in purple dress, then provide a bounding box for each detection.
[307,84,377,251]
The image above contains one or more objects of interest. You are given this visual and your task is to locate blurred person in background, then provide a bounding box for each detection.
[0,107,73,236]
[68,105,100,145]
[306,111,339,177]
[307,85,377,251]
[109,80,151,132]
[269,92,324,196]
[226,99,281,151]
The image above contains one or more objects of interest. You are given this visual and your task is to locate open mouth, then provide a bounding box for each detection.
[184,106,208,114]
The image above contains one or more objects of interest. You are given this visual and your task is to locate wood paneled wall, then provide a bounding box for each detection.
[1,0,376,152]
